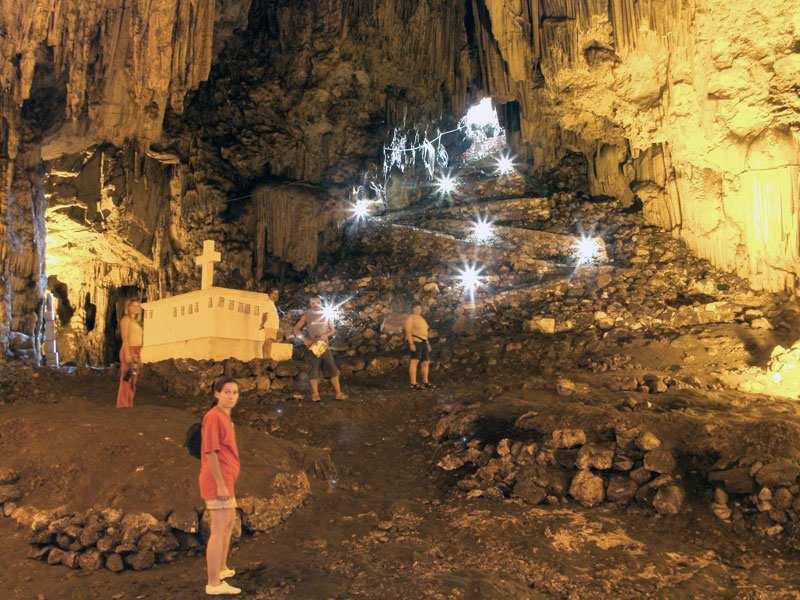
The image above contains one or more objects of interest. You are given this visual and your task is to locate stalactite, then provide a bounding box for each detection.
[253,185,332,272]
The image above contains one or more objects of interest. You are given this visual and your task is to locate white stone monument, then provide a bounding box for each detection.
[140,240,293,363]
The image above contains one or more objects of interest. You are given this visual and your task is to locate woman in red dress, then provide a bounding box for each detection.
[116,298,143,408]
[199,377,242,596]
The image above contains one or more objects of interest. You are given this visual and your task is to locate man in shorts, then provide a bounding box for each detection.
[404,301,434,389]
[293,296,348,401]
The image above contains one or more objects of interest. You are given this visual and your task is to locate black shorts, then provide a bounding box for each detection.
[406,340,430,362]
[305,348,339,379]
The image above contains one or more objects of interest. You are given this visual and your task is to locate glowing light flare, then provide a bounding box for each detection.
[435,172,458,196]
[349,199,371,221]
[456,262,485,292]
[574,236,602,266]
[471,216,494,243]
[495,153,515,176]
[460,98,503,138]
[317,297,353,325]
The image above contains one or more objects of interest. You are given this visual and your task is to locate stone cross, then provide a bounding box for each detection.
[195,240,221,290]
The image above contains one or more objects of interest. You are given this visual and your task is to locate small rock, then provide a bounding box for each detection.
[754,460,800,488]
[712,503,732,521]
[555,378,576,396]
[606,475,638,504]
[513,472,547,505]
[652,484,685,515]
[630,467,652,485]
[167,509,199,534]
[569,470,605,507]
[643,449,677,474]
[613,454,635,471]
[437,454,466,471]
[750,318,772,330]
[0,484,21,503]
[125,550,155,571]
[78,549,104,571]
[527,317,556,335]
[709,467,756,494]
[105,553,125,572]
[594,311,615,330]
[576,444,615,470]
[0,468,20,484]
[551,429,586,449]
[636,431,661,451]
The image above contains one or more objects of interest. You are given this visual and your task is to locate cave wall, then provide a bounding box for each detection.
[0,0,252,354]
[2,0,798,358]
[472,0,800,291]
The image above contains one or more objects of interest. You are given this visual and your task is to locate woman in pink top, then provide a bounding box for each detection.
[116,298,143,408]
[199,377,242,596]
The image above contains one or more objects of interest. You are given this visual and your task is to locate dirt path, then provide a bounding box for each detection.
[3,373,800,599]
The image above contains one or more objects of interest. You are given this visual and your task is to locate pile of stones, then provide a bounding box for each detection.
[433,420,686,515]
[709,458,800,537]
[146,357,308,397]
[0,467,309,572]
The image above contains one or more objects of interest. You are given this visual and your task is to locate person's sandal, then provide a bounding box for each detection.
[335,392,349,401]
[410,384,421,390]
[206,581,241,595]
[311,394,321,402]
[422,383,436,389]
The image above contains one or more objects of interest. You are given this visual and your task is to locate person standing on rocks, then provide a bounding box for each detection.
[259,287,281,358]
[404,301,434,389]
[200,377,242,596]
[293,295,348,401]
[116,298,143,409]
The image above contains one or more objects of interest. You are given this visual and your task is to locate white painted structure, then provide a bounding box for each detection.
[141,241,293,363]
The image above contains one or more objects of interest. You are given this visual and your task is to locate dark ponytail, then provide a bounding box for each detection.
[210,376,238,407]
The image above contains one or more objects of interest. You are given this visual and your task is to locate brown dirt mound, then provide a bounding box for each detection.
[0,396,322,516]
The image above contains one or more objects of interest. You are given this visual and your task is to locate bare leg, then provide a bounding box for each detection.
[421,361,430,385]
[206,509,227,586]
[310,379,320,400]
[331,375,342,395]
[409,359,419,385]
[219,509,235,573]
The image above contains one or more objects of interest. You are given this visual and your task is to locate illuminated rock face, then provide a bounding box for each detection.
[0,0,252,352]
[1,0,797,356]
[473,0,800,291]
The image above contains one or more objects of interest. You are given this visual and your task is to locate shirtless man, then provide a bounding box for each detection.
[259,287,280,358]
[404,302,433,389]
[293,296,348,401]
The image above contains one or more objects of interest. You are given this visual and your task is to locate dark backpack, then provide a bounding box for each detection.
[185,422,202,459]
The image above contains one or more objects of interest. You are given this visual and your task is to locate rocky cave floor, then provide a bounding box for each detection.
[4,354,800,599]
[6,167,800,598]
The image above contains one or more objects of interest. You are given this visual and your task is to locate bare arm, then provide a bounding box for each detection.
[205,451,230,498]
[120,317,131,362]
[404,315,415,347]
[293,314,309,345]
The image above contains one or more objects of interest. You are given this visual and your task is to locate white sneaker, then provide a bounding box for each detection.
[206,581,241,595]
[220,568,236,579]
